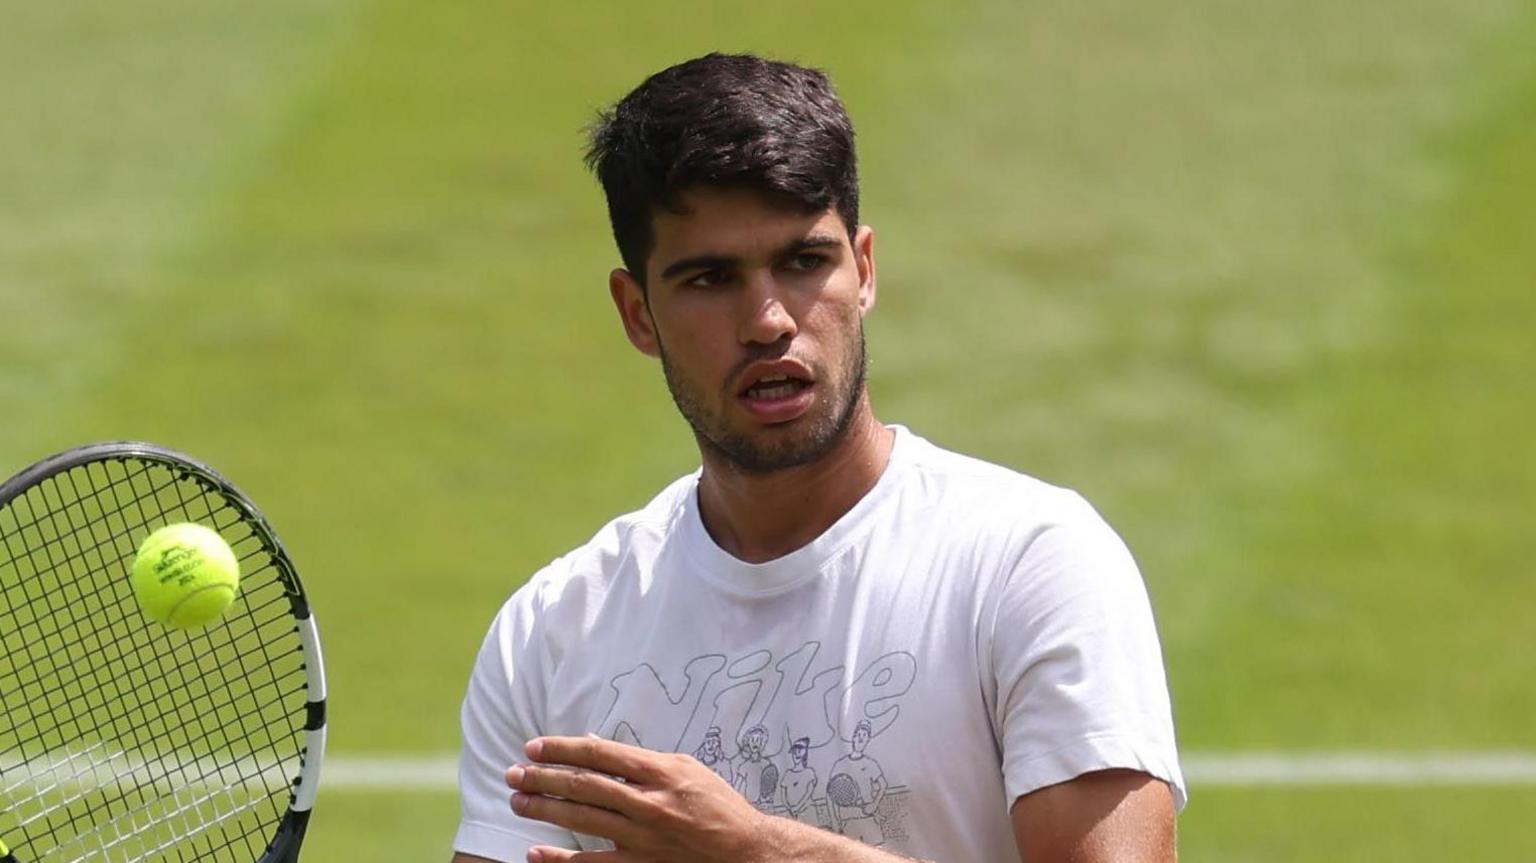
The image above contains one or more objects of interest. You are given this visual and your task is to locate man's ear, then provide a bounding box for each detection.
[610,268,661,358]
[853,225,877,316]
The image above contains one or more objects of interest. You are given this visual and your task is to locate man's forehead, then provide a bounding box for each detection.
[650,187,844,256]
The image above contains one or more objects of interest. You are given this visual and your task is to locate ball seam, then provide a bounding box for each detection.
[165,583,237,627]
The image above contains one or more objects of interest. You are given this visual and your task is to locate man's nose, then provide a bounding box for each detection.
[737,272,797,345]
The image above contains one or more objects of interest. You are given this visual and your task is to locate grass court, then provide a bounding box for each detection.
[3,1,1534,858]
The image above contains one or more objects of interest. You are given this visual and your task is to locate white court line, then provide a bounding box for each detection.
[1183,752,1536,786]
[316,752,1536,792]
[324,756,459,791]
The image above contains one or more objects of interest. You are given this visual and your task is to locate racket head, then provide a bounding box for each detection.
[0,442,326,863]
[758,762,780,804]
[826,773,861,807]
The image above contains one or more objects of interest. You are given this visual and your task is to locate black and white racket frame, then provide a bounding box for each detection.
[0,442,328,863]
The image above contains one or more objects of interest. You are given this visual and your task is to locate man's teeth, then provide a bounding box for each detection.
[747,379,803,400]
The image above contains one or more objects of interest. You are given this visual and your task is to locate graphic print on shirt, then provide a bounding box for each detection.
[595,640,916,846]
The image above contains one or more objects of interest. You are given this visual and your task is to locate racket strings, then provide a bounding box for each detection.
[0,458,308,862]
[2,485,293,859]
[10,640,306,824]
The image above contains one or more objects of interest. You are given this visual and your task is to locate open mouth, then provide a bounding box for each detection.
[743,375,811,401]
[735,359,817,423]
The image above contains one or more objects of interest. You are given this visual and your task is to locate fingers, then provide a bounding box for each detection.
[527,845,637,863]
[506,763,642,814]
[510,792,641,847]
[526,736,658,784]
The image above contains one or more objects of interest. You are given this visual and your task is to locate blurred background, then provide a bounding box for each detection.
[3,0,1532,858]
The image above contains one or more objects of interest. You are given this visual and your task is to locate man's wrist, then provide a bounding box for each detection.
[740,809,788,863]
[744,812,928,863]
[747,814,818,863]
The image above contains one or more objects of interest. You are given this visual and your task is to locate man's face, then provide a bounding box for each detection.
[852,724,870,753]
[744,727,767,758]
[610,187,876,474]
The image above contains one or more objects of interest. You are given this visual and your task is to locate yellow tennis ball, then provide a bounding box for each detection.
[131,523,240,629]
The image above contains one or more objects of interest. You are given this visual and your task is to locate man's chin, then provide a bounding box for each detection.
[701,423,840,475]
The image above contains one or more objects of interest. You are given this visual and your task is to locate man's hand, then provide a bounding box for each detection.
[505,735,1175,863]
[505,735,772,863]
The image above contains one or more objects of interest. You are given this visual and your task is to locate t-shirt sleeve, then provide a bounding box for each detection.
[990,496,1187,810]
[455,592,580,860]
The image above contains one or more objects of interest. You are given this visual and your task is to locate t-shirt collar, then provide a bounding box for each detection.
[679,425,912,595]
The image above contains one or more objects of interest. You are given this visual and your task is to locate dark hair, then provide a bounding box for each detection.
[585,53,859,282]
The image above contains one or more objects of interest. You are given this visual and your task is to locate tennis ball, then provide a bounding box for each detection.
[130,523,240,629]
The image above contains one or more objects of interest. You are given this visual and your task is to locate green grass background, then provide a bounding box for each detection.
[3,0,1533,859]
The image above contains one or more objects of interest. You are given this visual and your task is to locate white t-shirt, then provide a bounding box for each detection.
[456,427,1185,861]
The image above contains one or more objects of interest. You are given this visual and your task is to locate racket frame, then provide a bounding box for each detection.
[0,442,328,863]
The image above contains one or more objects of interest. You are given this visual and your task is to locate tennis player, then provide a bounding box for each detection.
[452,53,1184,863]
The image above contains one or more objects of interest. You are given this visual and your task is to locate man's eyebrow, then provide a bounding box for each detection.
[658,233,846,282]
[782,234,844,255]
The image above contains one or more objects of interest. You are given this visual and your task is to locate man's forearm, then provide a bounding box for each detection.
[755,815,932,863]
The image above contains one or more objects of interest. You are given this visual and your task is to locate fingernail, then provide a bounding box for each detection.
[525,739,543,759]
[506,765,524,786]
[512,792,529,814]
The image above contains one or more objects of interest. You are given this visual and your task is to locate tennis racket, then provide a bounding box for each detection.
[0,442,327,862]
[826,773,862,807]
[757,762,779,805]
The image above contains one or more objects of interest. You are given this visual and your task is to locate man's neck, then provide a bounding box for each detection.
[695,403,894,564]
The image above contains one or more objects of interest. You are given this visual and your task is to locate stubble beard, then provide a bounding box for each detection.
[659,327,868,476]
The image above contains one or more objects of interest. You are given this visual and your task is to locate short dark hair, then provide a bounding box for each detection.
[585,53,860,282]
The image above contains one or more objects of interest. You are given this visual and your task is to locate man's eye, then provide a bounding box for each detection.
[686,270,729,287]
[787,253,826,272]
